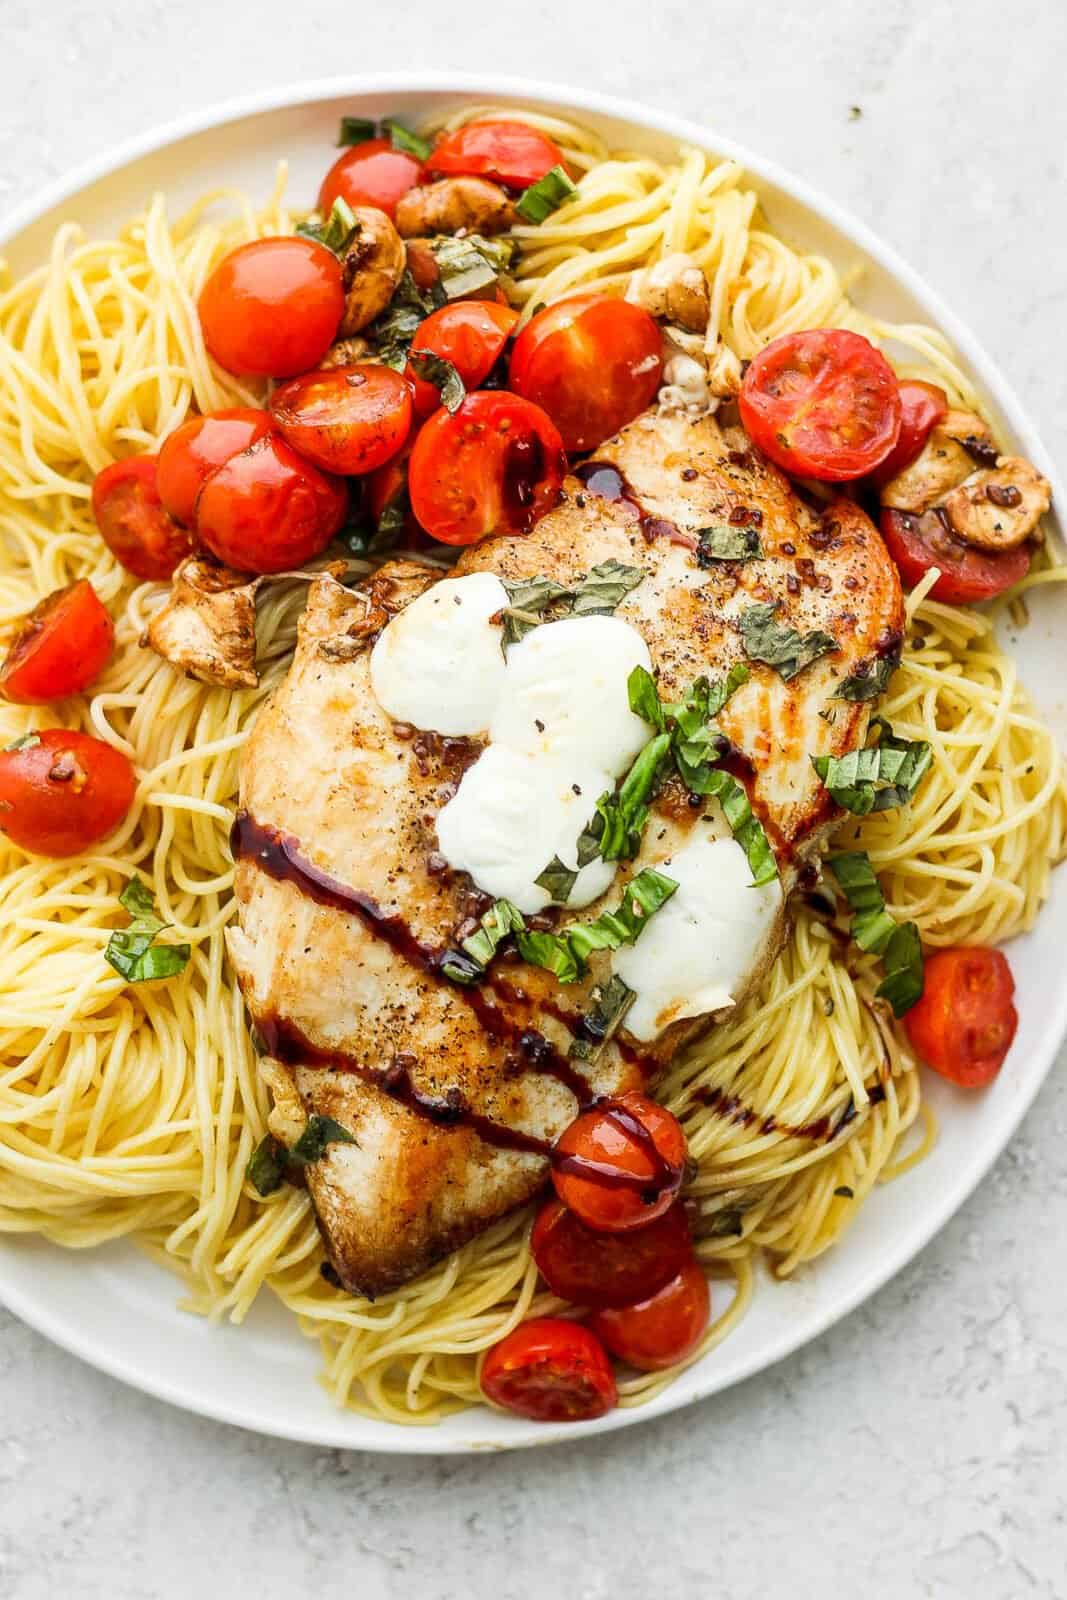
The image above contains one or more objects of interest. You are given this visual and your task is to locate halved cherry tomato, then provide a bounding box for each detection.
[905,947,1018,1088]
[195,434,348,573]
[198,237,344,378]
[157,409,273,526]
[91,456,191,582]
[508,294,662,453]
[480,1318,617,1422]
[406,302,519,418]
[872,380,948,488]
[0,729,135,857]
[551,1090,687,1234]
[531,1198,693,1309]
[408,390,565,546]
[270,365,413,476]
[739,329,902,482]
[1,582,113,705]
[591,1261,710,1372]
[879,507,1030,604]
[429,120,565,191]
[318,138,423,220]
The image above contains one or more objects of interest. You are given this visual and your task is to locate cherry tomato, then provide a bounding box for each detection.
[872,380,948,487]
[429,120,566,191]
[408,390,565,546]
[0,582,113,706]
[0,729,135,857]
[591,1261,710,1372]
[480,1318,617,1423]
[880,507,1030,604]
[270,365,413,476]
[531,1198,693,1309]
[363,436,429,550]
[157,409,273,526]
[195,434,348,573]
[406,302,519,418]
[551,1090,687,1234]
[318,138,423,220]
[91,456,191,582]
[198,237,344,378]
[508,294,662,452]
[905,947,1018,1088]
[739,329,902,482]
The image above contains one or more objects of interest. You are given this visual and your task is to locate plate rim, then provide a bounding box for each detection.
[0,70,1063,1455]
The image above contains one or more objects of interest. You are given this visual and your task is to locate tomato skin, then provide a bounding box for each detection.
[480,1318,617,1422]
[195,434,348,573]
[880,507,1030,604]
[591,1261,710,1372]
[0,729,135,857]
[198,238,344,378]
[318,138,423,220]
[157,409,273,526]
[408,390,565,546]
[1,582,113,705]
[551,1090,687,1234]
[905,947,1018,1088]
[429,120,565,191]
[531,1198,693,1309]
[872,380,948,488]
[270,365,413,476]
[740,329,902,481]
[91,457,192,582]
[509,293,663,453]
[406,302,519,418]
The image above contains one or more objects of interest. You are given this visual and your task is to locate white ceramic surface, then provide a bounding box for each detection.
[1,74,1064,1456]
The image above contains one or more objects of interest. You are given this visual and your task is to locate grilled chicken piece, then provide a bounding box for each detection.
[339,207,406,337]
[628,253,711,333]
[144,557,260,688]
[227,408,903,1296]
[394,176,516,238]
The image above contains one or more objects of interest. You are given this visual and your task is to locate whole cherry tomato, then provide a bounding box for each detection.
[157,409,273,526]
[531,1198,693,1309]
[428,120,566,191]
[480,1318,617,1422]
[198,237,344,378]
[0,582,113,705]
[407,390,565,546]
[195,434,348,573]
[0,728,136,857]
[406,302,518,418]
[879,507,1030,604]
[270,365,413,476]
[551,1090,687,1234]
[591,1261,710,1372]
[739,329,902,481]
[318,137,424,220]
[905,947,1018,1087]
[872,380,948,487]
[91,456,191,582]
[508,294,662,452]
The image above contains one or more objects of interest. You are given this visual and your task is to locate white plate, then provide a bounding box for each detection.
[1,74,1064,1454]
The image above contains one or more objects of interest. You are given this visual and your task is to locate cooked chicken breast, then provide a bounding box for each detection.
[227,407,903,1296]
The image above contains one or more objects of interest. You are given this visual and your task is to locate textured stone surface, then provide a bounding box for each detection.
[3,1,1067,1594]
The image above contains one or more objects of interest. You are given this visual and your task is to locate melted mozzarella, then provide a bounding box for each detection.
[369,572,509,736]
[613,832,782,1040]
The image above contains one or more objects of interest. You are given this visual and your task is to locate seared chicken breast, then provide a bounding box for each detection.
[227,408,903,1296]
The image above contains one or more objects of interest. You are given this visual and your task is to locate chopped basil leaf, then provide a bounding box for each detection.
[704,1207,745,1238]
[811,718,932,816]
[569,975,635,1062]
[740,602,838,681]
[833,651,901,702]
[105,877,191,985]
[289,1115,358,1166]
[247,1135,287,1196]
[534,856,579,904]
[627,664,666,730]
[407,350,466,414]
[369,270,443,369]
[515,164,579,224]
[696,524,763,565]
[246,1117,356,1197]
[5,731,40,751]
[296,197,360,258]
[337,115,378,147]
[570,560,645,616]
[706,662,751,717]
[877,921,925,1015]
[461,899,526,969]
[381,118,433,162]
[428,233,518,299]
[581,732,672,864]
[517,869,678,984]
[698,768,778,886]
[826,851,924,1016]
[438,948,485,986]
[499,574,572,648]
[514,929,582,984]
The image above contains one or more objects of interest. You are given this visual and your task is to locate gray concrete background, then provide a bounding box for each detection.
[2,2,1066,1594]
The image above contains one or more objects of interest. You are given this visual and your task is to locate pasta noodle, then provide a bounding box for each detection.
[0,111,1063,1425]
